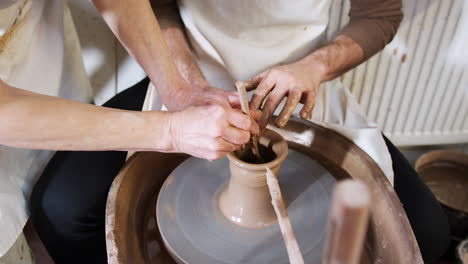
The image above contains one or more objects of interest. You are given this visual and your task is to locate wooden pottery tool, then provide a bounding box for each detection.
[322,179,371,264]
[266,167,304,264]
[235,81,262,162]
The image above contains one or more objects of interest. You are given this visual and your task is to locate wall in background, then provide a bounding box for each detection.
[328,0,468,146]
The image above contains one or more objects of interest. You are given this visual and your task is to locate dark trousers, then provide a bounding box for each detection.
[30,78,450,263]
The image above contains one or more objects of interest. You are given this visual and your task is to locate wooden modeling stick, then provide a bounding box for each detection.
[235,81,262,161]
[322,179,371,264]
[266,168,305,264]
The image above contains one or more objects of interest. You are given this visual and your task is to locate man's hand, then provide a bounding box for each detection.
[248,35,365,129]
[169,104,259,160]
[165,80,240,111]
[248,59,328,129]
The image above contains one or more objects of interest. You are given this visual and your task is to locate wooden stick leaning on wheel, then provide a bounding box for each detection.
[322,179,371,264]
[266,167,305,264]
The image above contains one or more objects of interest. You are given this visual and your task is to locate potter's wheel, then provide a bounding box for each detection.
[156,150,335,264]
[105,119,423,264]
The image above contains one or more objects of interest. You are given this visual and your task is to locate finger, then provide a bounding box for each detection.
[250,109,262,121]
[227,92,241,109]
[191,145,227,161]
[227,109,260,134]
[206,151,228,161]
[204,94,230,108]
[242,80,259,91]
[209,138,240,153]
[250,77,275,111]
[275,90,302,127]
[246,71,268,91]
[259,87,288,129]
[222,126,251,145]
[300,91,316,119]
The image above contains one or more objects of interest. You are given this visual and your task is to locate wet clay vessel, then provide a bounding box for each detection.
[219,129,288,228]
[105,118,423,264]
[156,129,335,263]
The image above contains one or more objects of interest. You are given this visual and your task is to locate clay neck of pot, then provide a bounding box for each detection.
[219,129,288,229]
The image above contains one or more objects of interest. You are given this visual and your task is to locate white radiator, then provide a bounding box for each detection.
[327,0,468,146]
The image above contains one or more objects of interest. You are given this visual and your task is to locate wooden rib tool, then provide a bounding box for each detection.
[322,179,371,264]
[266,167,305,264]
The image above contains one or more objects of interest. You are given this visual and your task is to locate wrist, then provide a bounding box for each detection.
[187,74,209,89]
[150,71,192,110]
[299,50,330,83]
[167,110,181,153]
[147,63,187,95]
[137,111,174,152]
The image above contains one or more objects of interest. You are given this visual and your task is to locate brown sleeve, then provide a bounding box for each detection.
[339,0,403,59]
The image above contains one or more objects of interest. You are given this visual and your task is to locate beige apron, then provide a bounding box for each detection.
[0,0,92,256]
[146,0,394,183]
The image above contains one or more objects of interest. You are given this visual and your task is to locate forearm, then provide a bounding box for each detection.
[92,0,187,99]
[298,35,365,83]
[299,0,403,83]
[0,82,171,151]
[153,0,207,86]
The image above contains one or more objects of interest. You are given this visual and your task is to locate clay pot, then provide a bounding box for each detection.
[219,129,288,228]
[415,150,468,240]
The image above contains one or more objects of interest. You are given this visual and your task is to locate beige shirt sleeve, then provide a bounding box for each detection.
[339,0,403,59]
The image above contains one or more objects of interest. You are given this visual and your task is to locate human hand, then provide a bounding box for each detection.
[248,59,327,129]
[168,105,259,161]
[164,79,241,111]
